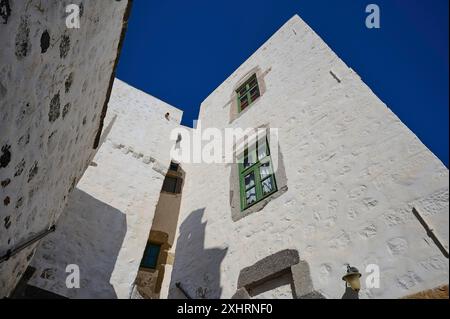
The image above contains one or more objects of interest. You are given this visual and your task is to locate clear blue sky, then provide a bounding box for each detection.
[116,0,449,167]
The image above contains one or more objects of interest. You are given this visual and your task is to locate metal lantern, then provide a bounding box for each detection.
[342,264,362,292]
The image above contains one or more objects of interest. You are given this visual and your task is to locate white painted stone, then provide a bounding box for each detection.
[0,0,129,297]
[8,13,447,300]
[412,188,449,255]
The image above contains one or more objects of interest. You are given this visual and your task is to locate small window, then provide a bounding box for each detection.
[140,242,161,269]
[238,138,277,210]
[236,74,260,112]
[162,176,178,193]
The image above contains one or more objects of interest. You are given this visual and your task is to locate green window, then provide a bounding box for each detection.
[238,138,277,210]
[236,74,260,112]
[140,242,161,269]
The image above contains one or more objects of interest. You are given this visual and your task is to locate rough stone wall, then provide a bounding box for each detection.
[168,15,449,299]
[0,0,129,297]
[27,78,183,298]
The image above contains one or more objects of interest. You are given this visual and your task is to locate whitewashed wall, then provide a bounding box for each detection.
[168,15,449,299]
[152,192,183,247]
[28,79,183,298]
[0,0,129,297]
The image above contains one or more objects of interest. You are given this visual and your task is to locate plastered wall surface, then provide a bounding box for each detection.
[0,0,129,297]
[2,8,447,299]
[27,78,183,298]
[168,15,449,299]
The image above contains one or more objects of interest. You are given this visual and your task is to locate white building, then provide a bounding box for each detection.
[4,14,449,299]
[26,79,184,298]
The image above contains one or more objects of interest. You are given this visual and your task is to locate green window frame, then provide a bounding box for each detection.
[236,74,260,112]
[238,138,277,211]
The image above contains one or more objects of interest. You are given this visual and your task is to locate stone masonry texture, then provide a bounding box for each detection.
[0,0,130,297]
[28,79,183,298]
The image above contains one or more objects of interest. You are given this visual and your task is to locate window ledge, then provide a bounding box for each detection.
[232,185,288,222]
